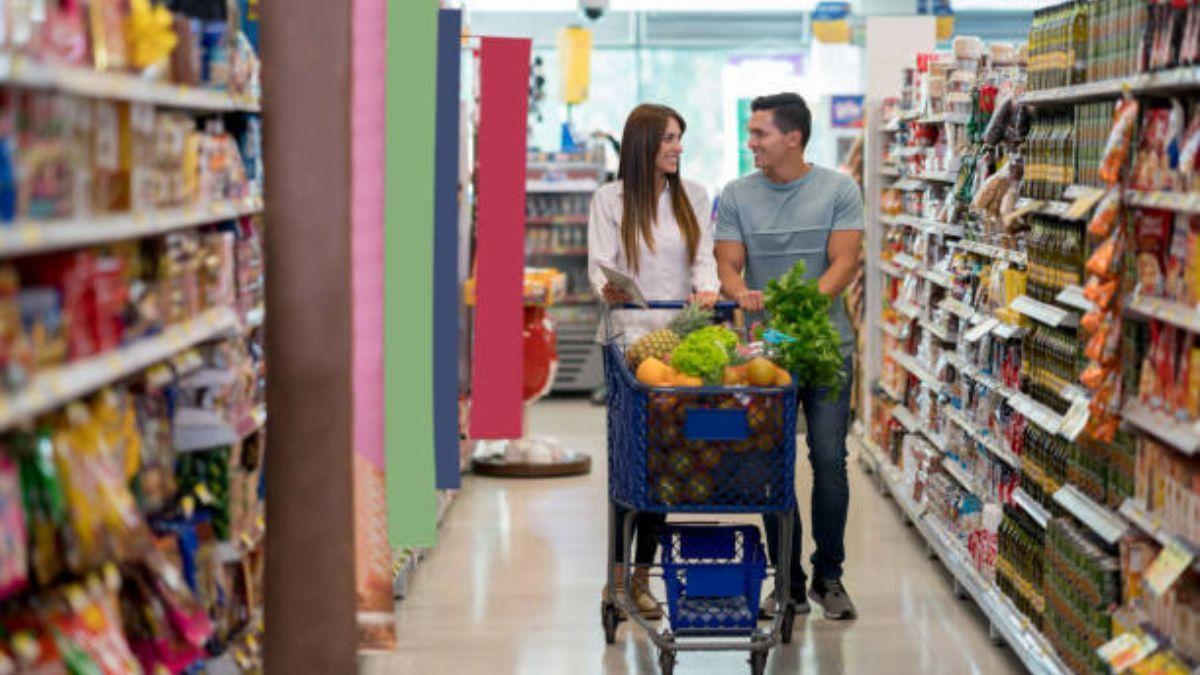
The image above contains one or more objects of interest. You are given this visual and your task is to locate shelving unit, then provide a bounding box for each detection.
[0,23,269,673]
[526,151,606,393]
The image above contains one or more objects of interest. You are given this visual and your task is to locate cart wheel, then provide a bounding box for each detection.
[781,602,797,644]
[601,601,620,644]
[658,649,676,675]
[749,650,767,675]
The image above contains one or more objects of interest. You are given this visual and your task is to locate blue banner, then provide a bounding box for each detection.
[434,9,463,490]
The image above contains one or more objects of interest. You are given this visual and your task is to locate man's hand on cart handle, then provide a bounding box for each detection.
[733,289,764,312]
[602,283,633,305]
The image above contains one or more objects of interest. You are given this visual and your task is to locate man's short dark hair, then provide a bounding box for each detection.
[751,93,812,147]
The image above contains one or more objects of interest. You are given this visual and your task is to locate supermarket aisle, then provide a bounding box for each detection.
[360,399,1024,675]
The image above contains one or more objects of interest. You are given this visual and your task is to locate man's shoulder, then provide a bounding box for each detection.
[811,165,858,192]
[721,172,765,197]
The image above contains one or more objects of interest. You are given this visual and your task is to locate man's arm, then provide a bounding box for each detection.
[818,230,864,297]
[716,241,763,311]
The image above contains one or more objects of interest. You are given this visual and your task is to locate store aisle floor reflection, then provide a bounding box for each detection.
[360,399,1024,675]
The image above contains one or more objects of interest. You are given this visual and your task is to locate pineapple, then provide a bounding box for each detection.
[626,329,680,368]
[625,303,715,367]
[667,302,714,337]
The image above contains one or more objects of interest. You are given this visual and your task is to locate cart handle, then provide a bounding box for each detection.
[620,301,739,311]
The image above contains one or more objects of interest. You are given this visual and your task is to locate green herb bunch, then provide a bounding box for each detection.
[763,260,846,395]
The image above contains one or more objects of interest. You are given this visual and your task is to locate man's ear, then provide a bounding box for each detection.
[787,129,805,150]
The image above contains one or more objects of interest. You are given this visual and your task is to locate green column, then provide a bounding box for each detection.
[386,0,438,547]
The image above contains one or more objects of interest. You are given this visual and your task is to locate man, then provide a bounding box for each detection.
[715,92,864,620]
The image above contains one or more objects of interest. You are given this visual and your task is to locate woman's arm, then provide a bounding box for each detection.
[687,184,720,297]
[587,185,630,304]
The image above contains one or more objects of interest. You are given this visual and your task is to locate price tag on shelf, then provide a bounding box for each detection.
[1097,631,1158,672]
[1065,188,1105,220]
[1144,541,1195,597]
[1059,397,1091,441]
[18,226,42,247]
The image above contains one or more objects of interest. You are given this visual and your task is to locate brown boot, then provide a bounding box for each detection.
[631,566,663,620]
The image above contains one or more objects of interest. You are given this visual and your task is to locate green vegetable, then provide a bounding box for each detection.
[688,325,739,354]
[764,260,846,395]
[670,331,732,385]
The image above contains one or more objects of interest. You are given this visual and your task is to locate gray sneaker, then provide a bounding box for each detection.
[808,579,857,620]
[758,594,811,620]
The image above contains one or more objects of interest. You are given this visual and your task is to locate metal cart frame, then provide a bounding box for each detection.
[598,302,799,675]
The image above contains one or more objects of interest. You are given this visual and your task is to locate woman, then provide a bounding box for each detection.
[588,104,719,618]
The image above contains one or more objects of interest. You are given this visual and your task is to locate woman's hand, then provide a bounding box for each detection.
[601,283,633,305]
[689,291,719,308]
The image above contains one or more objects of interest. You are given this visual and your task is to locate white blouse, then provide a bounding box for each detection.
[587,179,720,343]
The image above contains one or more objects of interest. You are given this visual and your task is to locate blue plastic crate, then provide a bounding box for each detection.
[604,344,797,514]
[660,525,767,635]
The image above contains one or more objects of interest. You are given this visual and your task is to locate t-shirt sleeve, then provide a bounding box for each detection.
[713,183,744,242]
[832,177,865,232]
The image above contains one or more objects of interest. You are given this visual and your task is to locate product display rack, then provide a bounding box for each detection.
[526,149,607,393]
[0,5,268,673]
[860,13,1200,671]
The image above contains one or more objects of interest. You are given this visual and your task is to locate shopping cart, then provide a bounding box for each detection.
[600,301,799,675]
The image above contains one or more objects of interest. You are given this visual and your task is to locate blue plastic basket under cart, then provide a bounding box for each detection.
[599,302,799,675]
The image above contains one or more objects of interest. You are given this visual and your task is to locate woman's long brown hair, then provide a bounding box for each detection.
[617,104,701,274]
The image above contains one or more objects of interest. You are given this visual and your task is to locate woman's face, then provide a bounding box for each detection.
[655,117,683,177]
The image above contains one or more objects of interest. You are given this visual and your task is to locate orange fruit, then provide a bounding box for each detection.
[774,368,792,387]
[636,358,671,387]
[746,357,777,387]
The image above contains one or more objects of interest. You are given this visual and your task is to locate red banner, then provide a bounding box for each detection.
[470,38,530,439]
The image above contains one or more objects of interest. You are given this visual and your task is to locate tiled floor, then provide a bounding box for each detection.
[360,399,1024,675]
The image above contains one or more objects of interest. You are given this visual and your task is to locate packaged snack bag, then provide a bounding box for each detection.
[0,452,28,601]
[1100,98,1140,185]
[1131,106,1173,191]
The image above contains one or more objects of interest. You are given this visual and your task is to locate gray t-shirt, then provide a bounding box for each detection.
[715,166,864,353]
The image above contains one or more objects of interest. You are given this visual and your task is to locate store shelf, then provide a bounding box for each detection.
[891,404,920,433]
[1054,285,1096,313]
[1014,488,1051,529]
[942,457,985,498]
[881,166,902,177]
[526,160,605,172]
[879,380,904,402]
[920,268,955,289]
[938,297,979,322]
[894,179,925,192]
[528,248,588,256]
[964,317,1000,343]
[991,321,1024,340]
[944,405,1021,469]
[918,317,955,342]
[0,197,264,258]
[954,239,1028,265]
[0,54,261,111]
[880,260,906,279]
[1019,65,1200,105]
[1119,499,1200,572]
[895,146,927,158]
[918,112,972,126]
[880,321,909,340]
[1125,190,1200,214]
[858,439,1070,675]
[0,307,239,434]
[894,300,922,320]
[527,216,588,226]
[526,180,600,193]
[174,403,265,453]
[1121,401,1200,456]
[1053,484,1129,546]
[893,252,920,270]
[1010,295,1078,328]
[880,214,902,228]
[1124,294,1200,334]
[1016,198,1080,220]
[1009,393,1068,435]
[918,171,958,184]
[892,351,943,392]
[920,516,1073,675]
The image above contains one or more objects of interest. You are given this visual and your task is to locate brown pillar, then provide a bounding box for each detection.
[261,0,357,671]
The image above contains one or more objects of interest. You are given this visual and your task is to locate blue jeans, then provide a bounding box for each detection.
[763,355,853,599]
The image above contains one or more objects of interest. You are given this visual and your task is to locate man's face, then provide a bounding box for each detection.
[747,109,803,171]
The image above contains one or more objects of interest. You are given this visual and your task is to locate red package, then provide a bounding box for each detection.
[91,256,126,353]
[1134,210,1173,297]
[1131,107,1172,191]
